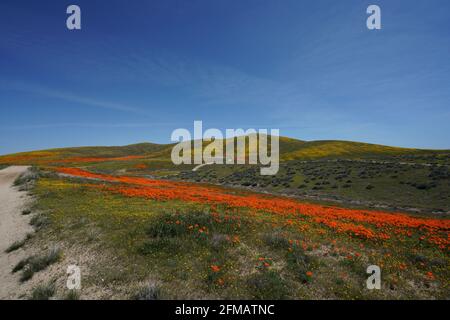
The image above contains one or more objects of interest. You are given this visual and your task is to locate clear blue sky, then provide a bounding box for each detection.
[1,0,449,155]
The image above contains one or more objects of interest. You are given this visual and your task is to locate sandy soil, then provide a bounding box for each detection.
[0,166,33,299]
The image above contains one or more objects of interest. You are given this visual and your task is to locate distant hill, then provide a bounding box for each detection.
[280,140,424,160]
[46,142,171,157]
[0,142,173,163]
[0,135,448,165]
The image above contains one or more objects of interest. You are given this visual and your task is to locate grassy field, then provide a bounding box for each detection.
[1,136,449,299]
[11,167,448,299]
[179,159,450,213]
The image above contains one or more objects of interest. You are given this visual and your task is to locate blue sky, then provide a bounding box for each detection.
[1,0,449,155]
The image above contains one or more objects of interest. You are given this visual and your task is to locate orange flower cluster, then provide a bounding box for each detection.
[57,167,180,187]
[0,154,52,164]
[55,168,450,248]
[257,257,273,270]
[134,163,148,169]
[312,217,391,240]
[210,265,221,273]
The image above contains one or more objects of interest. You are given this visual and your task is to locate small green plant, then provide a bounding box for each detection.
[21,266,35,282]
[14,167,39,191]
[262,231,290,249]
[13,247,62,282]
[30,282,55,300]
[64,290,81,300]
[12,257,31,273]
[246,270,289,300]
[132,282,162,300]
[30,213,49,229]
[286,245,313,283]
[5,239,26,253]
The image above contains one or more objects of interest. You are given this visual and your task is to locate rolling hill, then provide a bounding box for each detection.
[1,135,447,165]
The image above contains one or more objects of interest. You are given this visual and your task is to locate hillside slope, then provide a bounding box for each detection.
[281,140,425,160]
[1,136,446,165]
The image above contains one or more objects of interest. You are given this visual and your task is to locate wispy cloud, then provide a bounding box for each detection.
[1,81,154,116]
[0,122,178,131]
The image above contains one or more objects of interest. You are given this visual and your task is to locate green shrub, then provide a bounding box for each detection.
[262,231,290,249]
[30,282,55,300]
[14,167,40,191]
[13,247,62,282]
[286,246,313,283]
[20,266,35,282]
[132,282,162,300]
[30,214,50,229]
[5,239,26,253]
[246,270,289,299]
[12,257,31,273]
[64,290,81,300]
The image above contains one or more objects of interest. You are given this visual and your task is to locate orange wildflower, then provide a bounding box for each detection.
[210,265,221,273]
[54,167,450,250]
[426,272,435,280]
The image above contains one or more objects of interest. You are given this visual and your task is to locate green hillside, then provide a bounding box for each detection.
[52,142,171,157]
[281,140,423,160]
[0,142,169,158]
[1,135,446,165]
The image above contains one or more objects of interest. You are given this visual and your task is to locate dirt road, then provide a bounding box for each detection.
[0,166,32,299]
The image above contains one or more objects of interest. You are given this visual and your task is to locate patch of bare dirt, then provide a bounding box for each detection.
[0,166,33,299]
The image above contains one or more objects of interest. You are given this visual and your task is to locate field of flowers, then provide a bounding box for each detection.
[56,167,449,249]
[21,166,443,299]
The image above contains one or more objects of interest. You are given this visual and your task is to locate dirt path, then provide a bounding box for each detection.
[0,166,33,299]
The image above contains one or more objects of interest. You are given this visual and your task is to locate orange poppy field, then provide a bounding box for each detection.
[16,164,443,299]
[55,167,449,248]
